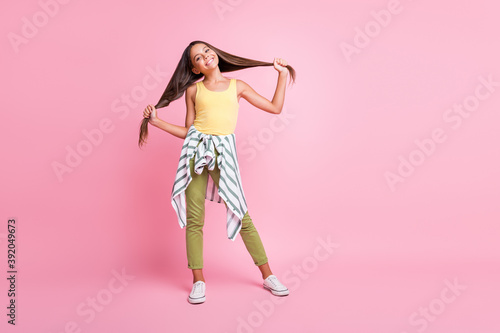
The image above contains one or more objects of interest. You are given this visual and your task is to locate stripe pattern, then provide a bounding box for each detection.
[171,125,248,241]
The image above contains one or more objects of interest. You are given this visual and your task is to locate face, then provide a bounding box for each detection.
[190,43,218,75]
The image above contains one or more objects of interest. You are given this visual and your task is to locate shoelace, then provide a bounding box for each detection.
[267,276,282,288]
[192,282,204,295]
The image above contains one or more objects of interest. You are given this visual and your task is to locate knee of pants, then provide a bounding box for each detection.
[186,193,205,216]
[186,203,205,227]
[186,218,204,232]
[186,197,206,230]
[240,212,256,232]
[186,194,205,221]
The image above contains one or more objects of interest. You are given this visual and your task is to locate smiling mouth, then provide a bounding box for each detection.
[206,58,214,65]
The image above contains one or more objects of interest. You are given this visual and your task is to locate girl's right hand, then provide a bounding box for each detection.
[273,57,289,75]
[143,104,157,122]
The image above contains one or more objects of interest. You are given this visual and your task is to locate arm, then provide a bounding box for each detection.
[144,84,196,139]
[238,58,289,114]
[149,118,188,139]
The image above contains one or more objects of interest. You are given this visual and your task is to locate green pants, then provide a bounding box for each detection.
[185,145,269,269]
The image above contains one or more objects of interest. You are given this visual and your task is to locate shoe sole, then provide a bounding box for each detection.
[263,285,289,296]
[188,296,206,304]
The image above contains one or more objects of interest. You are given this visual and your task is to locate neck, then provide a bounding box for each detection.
[202,68,225,82]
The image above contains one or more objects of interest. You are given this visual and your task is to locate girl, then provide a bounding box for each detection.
[139,40,296,304]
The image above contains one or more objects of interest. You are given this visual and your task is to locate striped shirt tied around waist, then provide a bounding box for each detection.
[171,124,248,241]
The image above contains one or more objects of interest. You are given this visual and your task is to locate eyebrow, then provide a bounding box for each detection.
[192,46,208,61]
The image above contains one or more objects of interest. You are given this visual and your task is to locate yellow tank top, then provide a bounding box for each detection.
[193,78,239,135]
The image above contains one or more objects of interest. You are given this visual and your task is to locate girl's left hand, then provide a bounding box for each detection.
[143,104,158,123]
[273,57,289,74]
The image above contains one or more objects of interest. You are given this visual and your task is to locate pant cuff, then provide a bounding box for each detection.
[255,258,269,266]
[188,265,203,270]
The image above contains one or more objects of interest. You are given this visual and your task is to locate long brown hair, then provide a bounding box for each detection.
[138,40,296,147]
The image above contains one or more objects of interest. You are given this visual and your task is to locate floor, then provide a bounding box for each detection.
[9,256,499,333]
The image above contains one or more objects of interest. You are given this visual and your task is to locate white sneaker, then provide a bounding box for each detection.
[263,275,289,296]
[188,281,206,304]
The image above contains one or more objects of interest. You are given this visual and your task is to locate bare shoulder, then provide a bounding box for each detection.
[235,79,249,89]
[186,82,198,101]
[235,79,252,98]
[187,82,198,93]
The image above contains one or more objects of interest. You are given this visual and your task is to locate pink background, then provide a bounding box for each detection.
[1,0,499,332]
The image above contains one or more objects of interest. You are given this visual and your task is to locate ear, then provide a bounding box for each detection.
[191,67,200,75]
